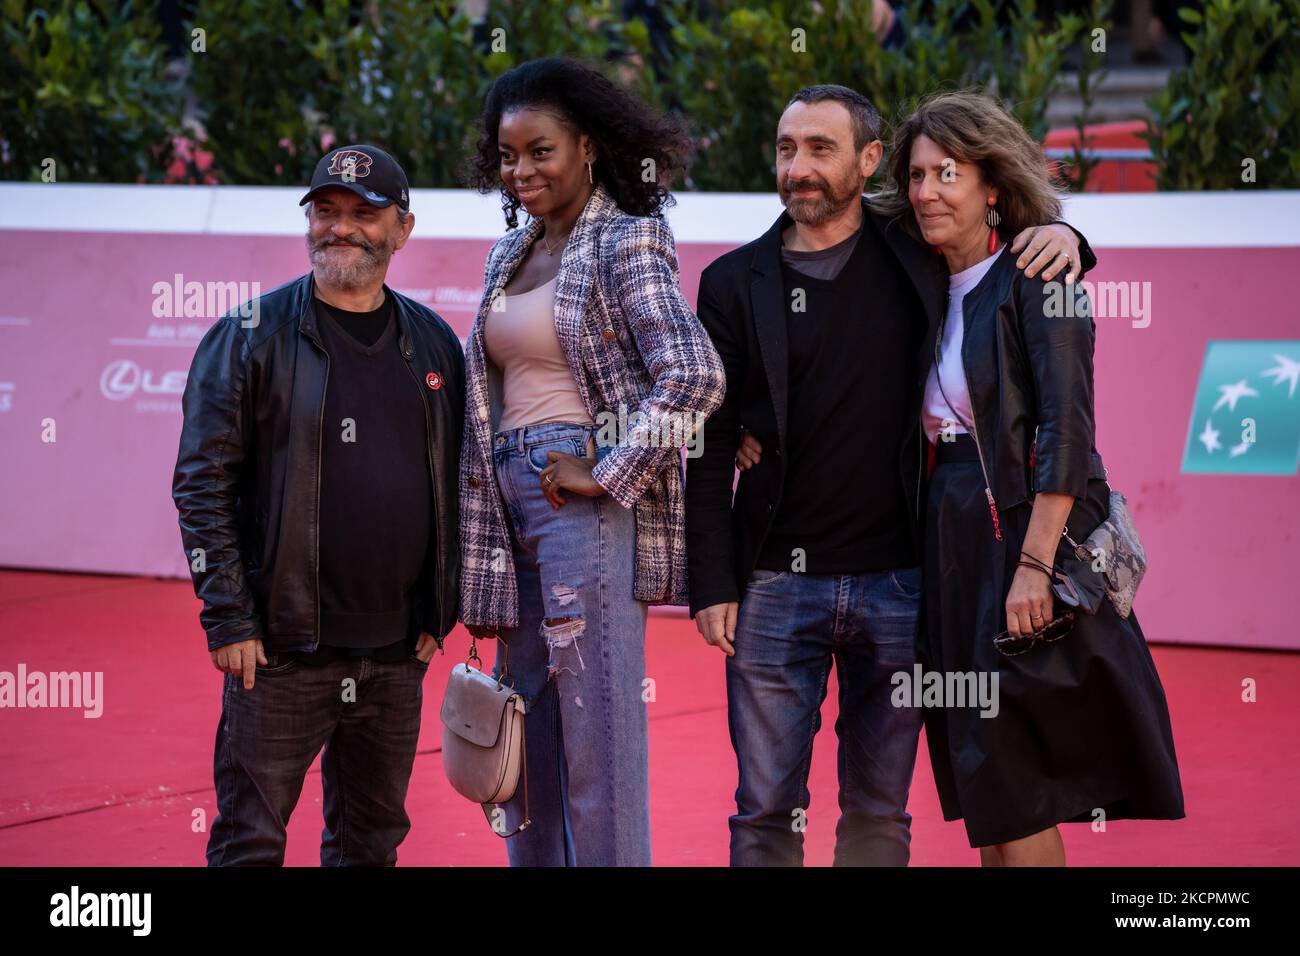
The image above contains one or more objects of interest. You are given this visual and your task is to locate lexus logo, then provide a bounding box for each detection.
[100,360,187,400]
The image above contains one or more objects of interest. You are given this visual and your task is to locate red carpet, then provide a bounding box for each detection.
[0,569,1295,866]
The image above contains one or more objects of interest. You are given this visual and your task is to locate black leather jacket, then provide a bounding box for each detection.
[945,246,1108,518]
[172,273,465,652]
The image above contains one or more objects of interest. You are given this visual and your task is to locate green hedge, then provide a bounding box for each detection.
[2,0,1296,190]
[651,0,1102,191]
[183,0,644,187]
[1144,0,1300,189]
[0,0,179,182]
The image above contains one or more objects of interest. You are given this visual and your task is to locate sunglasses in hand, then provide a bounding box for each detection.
[993,609,1076,656]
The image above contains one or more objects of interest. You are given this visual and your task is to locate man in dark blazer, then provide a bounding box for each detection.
[684,86,1094,866]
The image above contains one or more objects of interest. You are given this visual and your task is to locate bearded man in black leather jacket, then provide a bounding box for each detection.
[173,145,465,866]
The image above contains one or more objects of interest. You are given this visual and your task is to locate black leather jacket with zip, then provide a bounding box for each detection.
[172,273,465,653]
[938,246,1108,526]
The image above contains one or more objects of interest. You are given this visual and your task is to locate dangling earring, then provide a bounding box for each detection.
[587,160,593,184]
[986,198,1001,255]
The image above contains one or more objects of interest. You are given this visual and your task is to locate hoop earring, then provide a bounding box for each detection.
[986,201,1001,254]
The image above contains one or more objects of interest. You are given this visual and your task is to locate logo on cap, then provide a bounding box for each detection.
[327,149,373,179]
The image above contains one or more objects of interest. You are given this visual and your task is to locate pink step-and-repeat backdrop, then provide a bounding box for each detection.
[0,185,1296,648]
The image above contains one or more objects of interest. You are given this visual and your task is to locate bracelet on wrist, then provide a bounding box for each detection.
[1016,559,1054,580]
[1018,551,1054,576]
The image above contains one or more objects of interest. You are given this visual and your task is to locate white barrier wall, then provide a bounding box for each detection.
[1,185,1297,648]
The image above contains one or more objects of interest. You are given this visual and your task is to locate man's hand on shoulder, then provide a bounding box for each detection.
[1009,223,1080,284]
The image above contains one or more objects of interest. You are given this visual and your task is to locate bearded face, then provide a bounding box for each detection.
[306,227,400,291]
[303,187,406,291]
[778,161,864,226]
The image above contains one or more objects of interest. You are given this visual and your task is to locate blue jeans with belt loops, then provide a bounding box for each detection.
[488,420,651,866]
[727,566,924,866]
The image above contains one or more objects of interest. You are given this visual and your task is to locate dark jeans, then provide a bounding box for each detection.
[726,567,924,866]
[206,651,429,866]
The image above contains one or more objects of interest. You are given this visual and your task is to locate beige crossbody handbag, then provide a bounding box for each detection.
[439,640,530,836]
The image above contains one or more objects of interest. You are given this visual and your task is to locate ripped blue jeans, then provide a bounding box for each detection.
[490,421,650,866]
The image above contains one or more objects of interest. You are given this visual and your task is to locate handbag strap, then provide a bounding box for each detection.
[481,711,529,838]
[479,640,531,838]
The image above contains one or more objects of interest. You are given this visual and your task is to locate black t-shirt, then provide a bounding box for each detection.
[780,221,863,281]
[756,215,921,573]
[285,292,433,664]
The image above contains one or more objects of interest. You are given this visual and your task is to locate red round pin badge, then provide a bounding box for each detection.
[425,372,442,391]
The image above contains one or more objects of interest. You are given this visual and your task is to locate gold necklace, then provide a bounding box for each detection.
[541,225,571,256]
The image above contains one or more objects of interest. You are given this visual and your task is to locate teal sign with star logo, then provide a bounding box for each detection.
[1182,340,1300,475]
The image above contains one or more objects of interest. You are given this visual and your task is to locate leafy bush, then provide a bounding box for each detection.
[12,0,1291,193]
[332,0,648,186]
[1144,0,1300,189]
[184,0,352,186]
[0,0,180,182]
[184,0,644,187]
[649,0,1101,191]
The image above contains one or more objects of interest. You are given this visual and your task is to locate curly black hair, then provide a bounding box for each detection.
[464,57,690,229]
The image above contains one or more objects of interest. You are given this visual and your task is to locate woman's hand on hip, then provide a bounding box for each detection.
[539,450,605,509]
[1005,563,1055,638]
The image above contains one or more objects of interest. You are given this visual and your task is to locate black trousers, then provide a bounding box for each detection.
[206,651,429,866]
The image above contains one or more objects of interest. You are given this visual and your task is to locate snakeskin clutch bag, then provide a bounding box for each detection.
[1063,489,1147,619]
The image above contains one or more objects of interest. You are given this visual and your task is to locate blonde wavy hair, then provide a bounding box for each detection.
[875,89,1062,242]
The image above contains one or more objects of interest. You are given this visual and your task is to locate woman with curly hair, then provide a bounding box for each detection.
[457,57,725,866]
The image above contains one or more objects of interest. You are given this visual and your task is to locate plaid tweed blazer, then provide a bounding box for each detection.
[459,184,726,628]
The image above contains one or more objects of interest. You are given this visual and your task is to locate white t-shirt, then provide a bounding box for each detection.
[922,248,1004,444]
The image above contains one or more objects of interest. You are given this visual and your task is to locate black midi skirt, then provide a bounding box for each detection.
[919,435,1186,848]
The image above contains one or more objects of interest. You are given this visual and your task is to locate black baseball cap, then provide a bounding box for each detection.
[300,144,410,212]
